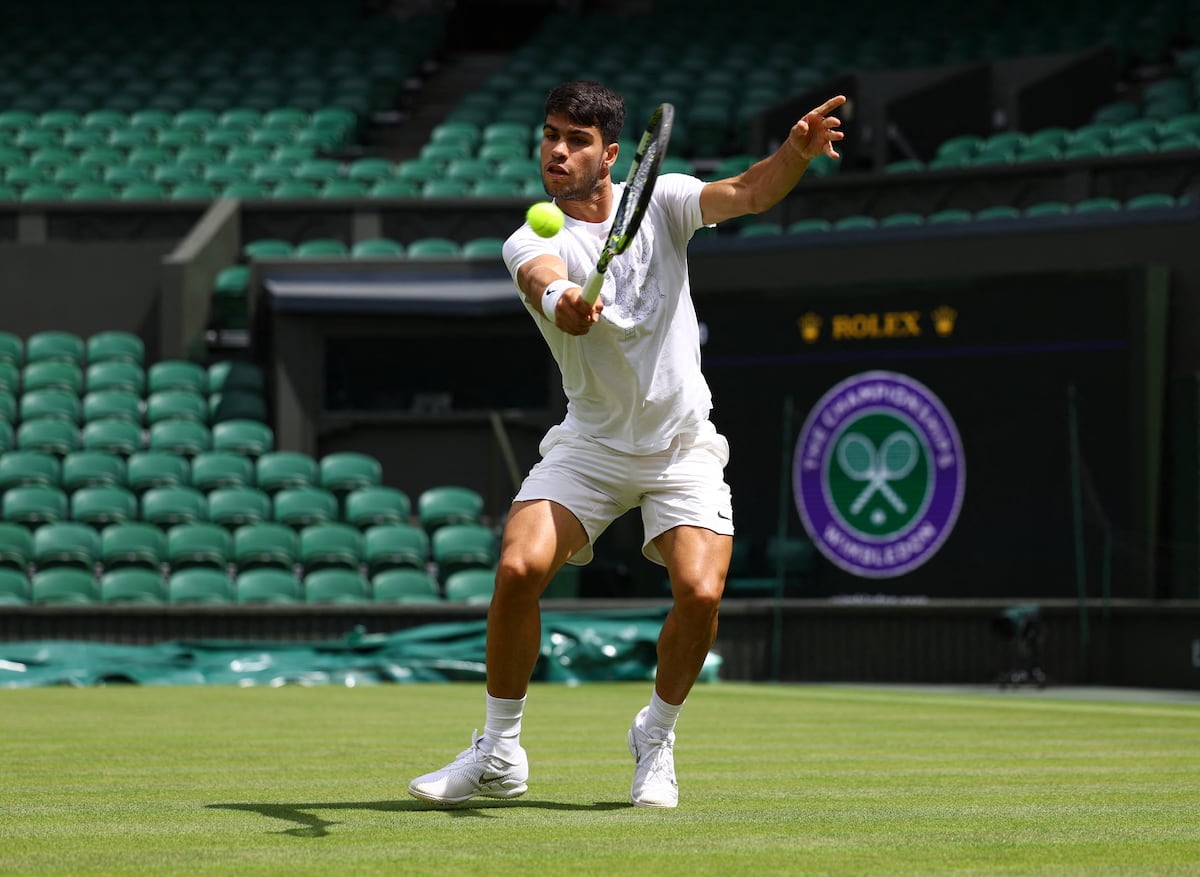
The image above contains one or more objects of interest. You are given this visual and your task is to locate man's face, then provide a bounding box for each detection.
[540,111,615,201]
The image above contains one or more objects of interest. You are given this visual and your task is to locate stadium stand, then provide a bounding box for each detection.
[1,0,1199,685]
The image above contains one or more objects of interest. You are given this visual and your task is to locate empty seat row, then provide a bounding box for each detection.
[0,483,408,531]
[0,388,266,427]
[0,564,493,606]
[0,519,494,578]
[0,355,263,396]
[0,417,272,458]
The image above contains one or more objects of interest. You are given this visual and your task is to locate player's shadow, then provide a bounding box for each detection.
[207,799,629,837]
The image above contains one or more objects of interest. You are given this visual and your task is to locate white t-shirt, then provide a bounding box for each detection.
[503,173,712,455]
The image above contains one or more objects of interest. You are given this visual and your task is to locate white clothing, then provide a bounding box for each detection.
[502,174,712,455]
[513,420,734,567]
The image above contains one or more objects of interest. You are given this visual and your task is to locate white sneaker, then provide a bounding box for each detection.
[407,732,529,805]
[628,707,679,808]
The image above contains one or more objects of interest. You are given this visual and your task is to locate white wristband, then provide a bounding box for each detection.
[541,278,574,323]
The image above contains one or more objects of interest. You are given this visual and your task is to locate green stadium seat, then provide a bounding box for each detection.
[296,525,360,573]
[23,361,83,394]
[974,204,1021,221]
[418,485,484,533]
[255,451,318,494]
[61,451,127,491]
[0,567,31,605]
[20,183,68,202]
[189,451,254,491]
[168,567,234,604]
[207,361,265,396]
[879,212,925,228]
[126,451,190,493]
[70,485,138,527]
[1073,197,1122,214]
[272,181,321,199]
[242,238,295,260]
[148,420,211,457]
[85,361,145,395]
[119,182,167,201]
[100,522,167,570]
[927,208,973,224]
[832,215,879,231]
[432,523,498,581]
[318,451,382,496]
[141,486,207,528]
[170,182,217,201]
[343,486,411,529]
[346,158,396,184]
[407,237,462,259]
[81,418,144,456]
[99,567,166,604]
[0,392,14,424]
[0,331,22,367]
[787,218,833,234]
[0,421,14,453]
[31,567,98,604]
[147,360,206,395]
[208,391,268,424]
[235,567,301,604]
[371,567,440,602]
[295,238,349,258]
[363,523,430,574]
[0,450,61,490]
[166,522,232,569]
[303,567,370,603]
[17,417,81,456]
[25,332,84,367]
[81,391,141,424]
[207,486,272,529]
[1126,192,1177,210]
[274,486,339,529]
[461,237,506,258]
[86,331,144,366]
[233,522,299,571]
[320,180,369,198]
[145,390,207,424]
[443,567,496,603]
[0,522,34,569]
[1023,201,1071,218]
[20,389,82,423]
[212,419,274,457]
[33,521,101,569]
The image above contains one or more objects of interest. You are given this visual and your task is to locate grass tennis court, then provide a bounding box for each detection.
[2,682,1198,876]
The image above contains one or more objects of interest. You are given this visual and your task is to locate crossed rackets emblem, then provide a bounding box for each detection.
[835,430,919,517]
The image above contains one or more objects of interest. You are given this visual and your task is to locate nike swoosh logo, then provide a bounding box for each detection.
[717,511,731,520]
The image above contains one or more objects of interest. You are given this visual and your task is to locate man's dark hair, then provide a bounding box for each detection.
[544,80,625,146]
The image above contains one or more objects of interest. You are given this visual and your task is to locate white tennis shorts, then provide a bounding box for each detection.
[514,420,734,567]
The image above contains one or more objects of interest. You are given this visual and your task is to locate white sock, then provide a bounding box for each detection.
[643,689,684,736]
[482,693,525,760]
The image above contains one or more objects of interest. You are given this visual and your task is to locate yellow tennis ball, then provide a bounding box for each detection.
[527,201,564,238]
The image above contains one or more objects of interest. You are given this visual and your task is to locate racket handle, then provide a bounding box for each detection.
[581,270,604,305]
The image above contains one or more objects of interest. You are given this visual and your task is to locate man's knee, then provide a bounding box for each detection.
[671,573,724,619]
[495,552,553,599]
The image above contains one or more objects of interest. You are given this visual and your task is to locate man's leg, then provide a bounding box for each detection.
[653,525,732,703]
[627,525,731,808]
[408,499,587,805]
[486,499,589,697]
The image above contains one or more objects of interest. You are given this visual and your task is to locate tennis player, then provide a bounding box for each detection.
[409,80,845,808]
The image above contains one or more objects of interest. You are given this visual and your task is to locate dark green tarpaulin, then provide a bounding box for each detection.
[0,610,723,688]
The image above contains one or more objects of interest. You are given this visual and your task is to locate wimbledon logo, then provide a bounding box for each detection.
[793,371,965,578]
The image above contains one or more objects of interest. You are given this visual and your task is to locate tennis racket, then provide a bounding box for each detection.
[580,102,675,304]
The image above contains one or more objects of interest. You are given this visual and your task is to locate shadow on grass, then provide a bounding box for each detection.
[207,799,630,837]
